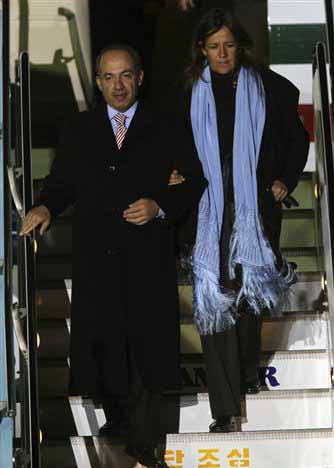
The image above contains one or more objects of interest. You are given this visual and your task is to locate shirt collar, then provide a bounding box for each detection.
[107,101,138,124]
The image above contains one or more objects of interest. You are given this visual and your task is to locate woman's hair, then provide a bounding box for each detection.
[185,8,255,86]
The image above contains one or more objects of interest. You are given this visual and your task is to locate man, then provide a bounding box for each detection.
[20,44,206,468]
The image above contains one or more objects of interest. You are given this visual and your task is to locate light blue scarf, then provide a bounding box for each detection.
[191,65,295,335]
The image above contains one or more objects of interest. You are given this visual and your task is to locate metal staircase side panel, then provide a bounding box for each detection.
[0,417,13,468]
[167,430,334,468]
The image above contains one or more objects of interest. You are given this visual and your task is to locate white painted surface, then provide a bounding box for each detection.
[179,391,332,433]
[271,64,313,103]
[268,0,325,24]
[261,313,328,351]
[167,431,334,468]
[304,143,316,172]
[70,437,93,468]
[10,0,91,75]
[67,388,332,436]
[260,351,331,390]
[10,0,91,109]
[281,277,321,312]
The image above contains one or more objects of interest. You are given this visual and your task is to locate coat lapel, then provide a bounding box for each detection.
[119,101,153,153]
[91,102,119,156]
[90,101,153,162]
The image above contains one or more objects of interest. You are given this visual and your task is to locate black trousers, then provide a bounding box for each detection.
[104,345,163,449]
[201,311,262,419]
[201,154,262,420]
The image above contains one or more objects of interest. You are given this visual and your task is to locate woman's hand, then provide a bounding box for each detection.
[168,169,186,186]
[271,180,288,201]
[19,205,51,236]
[177,0,195,11]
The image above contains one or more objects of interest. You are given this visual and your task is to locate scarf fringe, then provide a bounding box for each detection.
[192,262,236,335]
[229,208,297,316]
[235,260,296,316]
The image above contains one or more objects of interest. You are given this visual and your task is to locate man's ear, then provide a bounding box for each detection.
[138,70,144,87]
[96,76,102,92]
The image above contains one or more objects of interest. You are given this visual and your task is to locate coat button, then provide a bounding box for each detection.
[108,165,116,173]
[107,248,120,255]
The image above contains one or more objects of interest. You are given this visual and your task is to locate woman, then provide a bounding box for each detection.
[171,8,309,432]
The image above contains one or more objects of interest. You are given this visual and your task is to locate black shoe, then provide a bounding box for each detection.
[98,420,128,437]
[125,445,169,468]
[241,380,261,395]
[209,417,235,433]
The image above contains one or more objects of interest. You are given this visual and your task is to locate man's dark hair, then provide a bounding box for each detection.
[185,8,255,86]
[95,43,143,75]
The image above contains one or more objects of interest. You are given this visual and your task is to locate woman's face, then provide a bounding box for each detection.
[201,27,237,74]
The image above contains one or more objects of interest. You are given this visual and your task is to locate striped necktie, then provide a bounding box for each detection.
[113,113,127,149]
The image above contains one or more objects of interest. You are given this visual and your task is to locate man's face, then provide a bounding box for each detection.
[96,50,144,112]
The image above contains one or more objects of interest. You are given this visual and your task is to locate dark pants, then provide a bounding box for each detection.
[205,159,261,421]
[201,311,262,419]
[104,345,163,449]
[201,154,262,421]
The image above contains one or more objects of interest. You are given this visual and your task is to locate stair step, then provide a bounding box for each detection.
[41,438,158,468]
[37,269,322,322]
[39,388,333,438]
[281,217,316,248]
[37,349,332,437]
[37,256,72,281]
[64,272,323,317]
[37,213,317,256]
[59,311,328,356]
[32,147,55,180]
[166,430,334,468]
[283,250,320,272]
[179,390,332,433]
[180,350,331,392]
[38,320,70,358]
[38,320,331,395]
[39,394,180,439]
[178,271,322,318]
[37,284,71,319]
[40,430,334,468]
[286,176,313,210]
[180,312,328,353]
[36,219,72,256]
[39,360,69,398]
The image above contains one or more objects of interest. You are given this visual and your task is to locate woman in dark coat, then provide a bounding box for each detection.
[172,8,309,432]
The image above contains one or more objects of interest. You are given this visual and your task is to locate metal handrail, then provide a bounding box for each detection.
[3,0,16,420]
[58,7,94,109]
[325,0,334,104]
[7,166,24,219]
[12,303,28,364]
[312,42,334,397]
[16,50,41,468]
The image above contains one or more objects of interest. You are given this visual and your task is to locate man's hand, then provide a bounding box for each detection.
[19,205,51,236]
[271,180,288,201]
[123,198,159,225]
[168,169,186,186]
[177,0,195,11]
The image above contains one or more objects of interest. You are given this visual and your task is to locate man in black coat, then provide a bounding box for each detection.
[20,44,206,468]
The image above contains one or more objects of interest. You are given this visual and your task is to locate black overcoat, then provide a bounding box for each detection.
[174,66,310,257]
[37,102,206,396]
